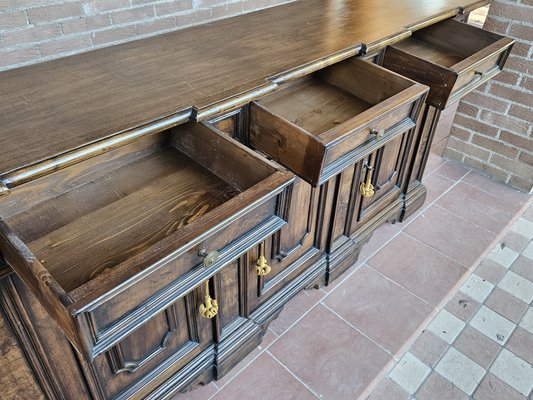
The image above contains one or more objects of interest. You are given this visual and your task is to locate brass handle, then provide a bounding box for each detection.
[370,128,385,140]
[199,249,220,268]
[360,161,375,198]
[254,241,271,276]
[474,70,485,77]
[199,280,218,318]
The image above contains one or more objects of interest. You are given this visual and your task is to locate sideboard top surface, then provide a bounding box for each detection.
[0,0,487,177]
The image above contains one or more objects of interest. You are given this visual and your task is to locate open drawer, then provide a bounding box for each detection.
[383,18,514,109]
[0,122,293,361]
[249,57,428,186]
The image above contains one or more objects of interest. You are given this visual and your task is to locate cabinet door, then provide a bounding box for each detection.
[246,178,321,313]
[92,290,214,400]
[350,130,411,233]
[328,128,412,252]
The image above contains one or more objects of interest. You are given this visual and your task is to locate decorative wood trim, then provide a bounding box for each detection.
[0,110,191,194]
[0,276,63,400]
[107,304,180,375]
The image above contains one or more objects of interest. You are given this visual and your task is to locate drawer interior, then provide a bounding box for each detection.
[256,58,413,137]
[394,19,504,68]
[2,123,279,293]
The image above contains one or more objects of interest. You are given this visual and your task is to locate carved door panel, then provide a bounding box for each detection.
[349,131,411,234]
[246,178,321,313]
[327,129,412,253]
[92,290,213,399]
[212,260,246,340]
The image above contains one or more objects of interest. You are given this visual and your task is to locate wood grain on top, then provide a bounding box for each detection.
[0,0,484,176]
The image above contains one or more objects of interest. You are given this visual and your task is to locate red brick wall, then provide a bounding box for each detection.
[0,0,292,71]
[445,0,533,193]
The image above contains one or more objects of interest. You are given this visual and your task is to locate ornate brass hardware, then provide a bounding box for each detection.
[360,161,375,198]
[199,280,218,319]
[370,128,385,140]
[198,249,220,268]
[254,241,271,276]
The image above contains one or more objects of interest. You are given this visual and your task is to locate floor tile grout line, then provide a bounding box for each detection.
[364,264,437,309]
[209,172,532,399]
[266,350,323,399]
[396,166,467,231]
[357,228,402,262]
[321,302,398,358]
[366,217,533,396]
[380,203,533,400]
[211,295,326,392]
[402,230,471,269]
[321,260,366,295]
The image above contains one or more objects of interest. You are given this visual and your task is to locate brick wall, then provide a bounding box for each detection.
[0,0,292,71]
[445,0,533,193]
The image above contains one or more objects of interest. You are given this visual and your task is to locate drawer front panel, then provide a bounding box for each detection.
[448,42,513,104]
[383,19,514,109]
[77,189,291,359]
[250,58,426,186]
[323,101,414,167]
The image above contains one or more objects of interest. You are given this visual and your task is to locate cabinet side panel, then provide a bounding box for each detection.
[0,298,45,400]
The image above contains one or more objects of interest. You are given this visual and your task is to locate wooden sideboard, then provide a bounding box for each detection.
[0,1,513,398]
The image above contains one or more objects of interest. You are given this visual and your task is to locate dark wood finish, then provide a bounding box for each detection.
[0,1,512,399]
[0,0,492,182]
[0,123,293,361]
[383,18,514,109]
[250,58,427,186]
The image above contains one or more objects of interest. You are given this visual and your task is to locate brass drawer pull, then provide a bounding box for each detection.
[199,280,218,319]
[254,241,271,276]
[360,161,375,198]
[370,128,385,141]
[199,249,220,268]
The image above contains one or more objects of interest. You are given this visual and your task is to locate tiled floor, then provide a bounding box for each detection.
[377,213,533,399]
[176,153,532,400]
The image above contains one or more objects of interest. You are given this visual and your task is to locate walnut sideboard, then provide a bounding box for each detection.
[0,1,513,398]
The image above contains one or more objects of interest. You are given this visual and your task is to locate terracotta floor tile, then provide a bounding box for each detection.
[405,205,495,267]
[367,377,410,400]
[485,287,529,323]
[410,330,448,368]
[324,265,433,353]
[415,372,469,400]
[445,291,481,322]
[453,325,501,369]
[359,222,401,259]
[506,327,533,365]
[436,182,518,233]
[422,172,456,204]
[269,304,390,400]
[322,255,365,293]
[424,152,446,177]
[462,172,529,205]
[475,258,507,284]
[433,161,470,181]
[268,289,325,336]
[473,373,526,400]
[212,353,317,400]
[368,233,466,306]
[511,255,533,282]
[174,383,218,400]
[214,328,277,388]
